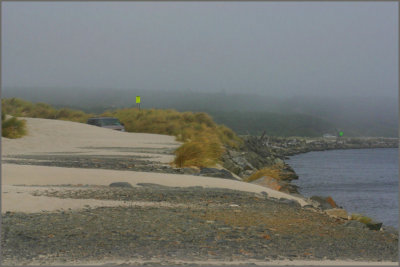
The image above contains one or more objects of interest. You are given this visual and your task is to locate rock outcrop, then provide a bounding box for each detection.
[109,182,134,188]
[310,196,340,210]
[221,135,397,196]
[196,167,238,180]
[325,208,348,219]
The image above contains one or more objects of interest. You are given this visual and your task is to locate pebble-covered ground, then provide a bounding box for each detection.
[2,154,239,179]
[2,185,398,265]
[2,154,178,174]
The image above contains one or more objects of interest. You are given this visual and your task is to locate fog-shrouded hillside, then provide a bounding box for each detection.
[2,87,398,137]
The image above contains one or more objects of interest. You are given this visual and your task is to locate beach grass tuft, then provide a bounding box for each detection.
[2,114,27,138]
[173,132,225,167]
[244,165,284,182]
[350,213,373,224]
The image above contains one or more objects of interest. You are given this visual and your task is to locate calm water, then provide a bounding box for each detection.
[287,148,398,228]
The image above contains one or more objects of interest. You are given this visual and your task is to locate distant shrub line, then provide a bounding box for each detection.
[2,98,93,123]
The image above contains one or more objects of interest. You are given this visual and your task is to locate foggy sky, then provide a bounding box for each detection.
[2,2,398,98]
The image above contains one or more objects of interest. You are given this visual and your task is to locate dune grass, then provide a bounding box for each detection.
[101,108,243,167]
[2,98,93,123]
[244,165,285,182]
[350,213,373,224]
[100,108,241,144]
[2,98,243,167]
[173,132,225,167]
[1,109,27,139]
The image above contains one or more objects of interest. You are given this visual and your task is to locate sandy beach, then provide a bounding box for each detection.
[2,118,308,213]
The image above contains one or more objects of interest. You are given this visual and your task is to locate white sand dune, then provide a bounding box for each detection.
[2,117,180,162]
[1,117,308,213]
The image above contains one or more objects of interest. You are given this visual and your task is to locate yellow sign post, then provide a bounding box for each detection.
[136,96,141,110]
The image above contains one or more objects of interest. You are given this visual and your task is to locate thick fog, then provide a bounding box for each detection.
[2,2,398,98]
[1,2,398,137]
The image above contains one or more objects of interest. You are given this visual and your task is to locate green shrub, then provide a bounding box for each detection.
[244,166,284,182]
[173,134,224,167]
[350,213,373,224]
[2,116,27,138]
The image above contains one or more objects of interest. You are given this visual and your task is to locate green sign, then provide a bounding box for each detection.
[136,96,141,104]
[339,131,343,137]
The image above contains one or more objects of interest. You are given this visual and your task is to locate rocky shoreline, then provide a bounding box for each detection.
[220,135,398,231]
[222,135,398,179]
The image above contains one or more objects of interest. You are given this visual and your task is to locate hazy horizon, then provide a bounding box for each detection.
[2,2,398,99]
[2,2,398,137]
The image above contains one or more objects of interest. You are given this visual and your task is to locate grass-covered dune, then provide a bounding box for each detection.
[101,108,243,167]
[1,110,27,139]
[2,98,243,167]
[2,98,93,123]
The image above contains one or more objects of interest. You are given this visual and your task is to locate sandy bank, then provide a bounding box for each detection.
[1,117,309,212]
[2,163,308,213]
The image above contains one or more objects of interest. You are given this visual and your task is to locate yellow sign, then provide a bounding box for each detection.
[136,96,141,104]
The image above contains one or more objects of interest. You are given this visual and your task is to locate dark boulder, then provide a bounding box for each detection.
[344,220,382,231]
[251,176,299,194]
[182,167,200,175]
[109,182,133,188]
[243,151,268,170]
[366,221,383,231]
[278,198,301,207]
[198,168,236,180]
[344,220,368,229]
[278,164,299,181]
[310,196,339,210]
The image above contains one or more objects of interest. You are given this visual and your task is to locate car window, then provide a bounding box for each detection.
[99,118,121,126]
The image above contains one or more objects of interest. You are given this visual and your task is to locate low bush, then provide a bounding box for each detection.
[173,133,224,168]
[244,165,284,182]
[350,213,373,224]
[2,116,27,138]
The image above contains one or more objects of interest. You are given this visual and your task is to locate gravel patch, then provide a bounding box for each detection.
[3,155,242,180]
[2,186,398,265]
[3,154,183,175]
[80,146,177,154]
